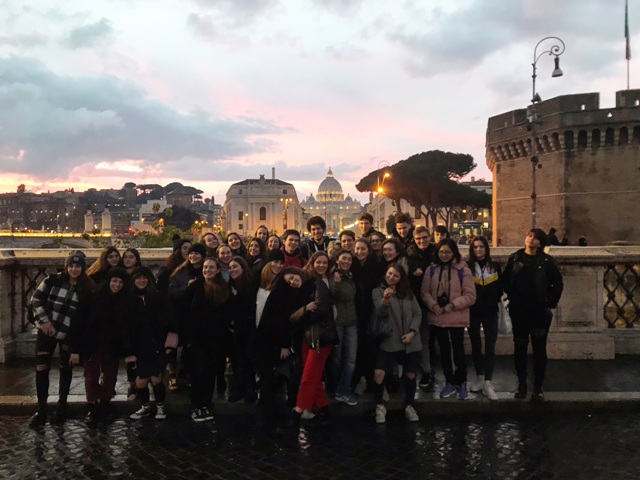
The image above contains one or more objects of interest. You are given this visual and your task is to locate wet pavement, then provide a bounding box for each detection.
[3,356,640,479]
[2,411,640,479]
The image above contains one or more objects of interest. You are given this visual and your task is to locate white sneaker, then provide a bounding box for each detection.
[301,410,316,420]
[375,404,387,424]
[470,375,484,393]
[404,405,419,422]
[482,380,498,400]
[130,405,150,420]
[354,376,367,396]
[155,404,166,420]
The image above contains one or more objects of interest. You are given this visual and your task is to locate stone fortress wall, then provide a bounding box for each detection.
[486,89,640,246]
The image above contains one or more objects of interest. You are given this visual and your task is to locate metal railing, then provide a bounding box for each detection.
[604,264,640,328]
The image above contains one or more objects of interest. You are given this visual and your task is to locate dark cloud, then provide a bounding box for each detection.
[63,17,114,49]
[0,56,283,179]
[390,0,621,78]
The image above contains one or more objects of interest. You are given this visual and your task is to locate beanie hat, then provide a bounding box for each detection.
[188,243,207,257]
[107,267,129,282]
[266,249,285,263]
[65,252,86,269]
[131,266,156,284]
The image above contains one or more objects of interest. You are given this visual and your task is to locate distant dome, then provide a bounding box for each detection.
[318,168,343,196]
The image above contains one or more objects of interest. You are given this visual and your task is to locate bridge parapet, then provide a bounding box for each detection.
[0,247,638,362]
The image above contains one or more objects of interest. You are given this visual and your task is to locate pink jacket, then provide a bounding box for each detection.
[420,260,476,328]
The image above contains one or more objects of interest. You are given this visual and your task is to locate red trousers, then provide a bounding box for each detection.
[296,342,332,411]
[84,353,120,403]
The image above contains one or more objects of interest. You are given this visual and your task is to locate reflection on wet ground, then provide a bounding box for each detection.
[1,411,639,479]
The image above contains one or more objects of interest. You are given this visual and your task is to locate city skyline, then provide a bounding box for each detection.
[0,0,634,202]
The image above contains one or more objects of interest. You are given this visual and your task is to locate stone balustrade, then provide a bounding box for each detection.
[0,247,639,363]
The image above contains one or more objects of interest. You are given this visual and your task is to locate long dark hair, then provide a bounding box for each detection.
[247,237,267,262]
[164,240,191,274]
[229,256,252,290]
[86,246,121,276]
[226,232,248,257]
[383,263,413,300]
[467,235,492,271]
[434,238,461,265]
[202,257,229,306]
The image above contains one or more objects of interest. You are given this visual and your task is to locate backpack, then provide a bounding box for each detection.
[429,264,464,285]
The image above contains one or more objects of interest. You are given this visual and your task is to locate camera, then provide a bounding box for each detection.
[437,293,449,308]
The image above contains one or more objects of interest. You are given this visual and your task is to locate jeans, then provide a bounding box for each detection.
[468,311,498,381]
[330,324,358,396]
[84,353,120,403]
[433,326,467,386]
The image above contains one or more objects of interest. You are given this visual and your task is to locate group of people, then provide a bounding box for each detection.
[28,211,563,430]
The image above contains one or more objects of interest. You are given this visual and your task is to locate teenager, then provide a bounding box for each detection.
[300,216,331,260]
[201,232,220,257]
[183,257,231,421]
[466,236,503,400]
[127,267,176,421]
[255,225,269,243]
[156,238,192,293]
[281,229,307,268]
[227,232,248,258]
[421,239,476,400]
[246,237,267,272]
[371,264,422,423]
[70,267,130,424]
[29,252,95,426]
[216,244,233,282]
[503,229,563,401]
[86,246,121,286]
[122,248,142,275]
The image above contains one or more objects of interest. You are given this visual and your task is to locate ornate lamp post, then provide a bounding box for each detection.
[529,36,565,229]
[376,161,391,232]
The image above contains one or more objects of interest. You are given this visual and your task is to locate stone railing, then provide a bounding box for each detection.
[0,247,639,362]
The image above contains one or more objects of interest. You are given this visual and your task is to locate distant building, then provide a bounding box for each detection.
[300,169,363,234]
[223,168,302,235]
[486,89,640,246]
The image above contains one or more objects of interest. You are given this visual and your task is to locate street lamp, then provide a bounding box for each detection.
[376,161,391,232]
[280,197,291,232]
[529,36,565,229]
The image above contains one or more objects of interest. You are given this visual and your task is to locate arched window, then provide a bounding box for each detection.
[605,128,615,147]
[259,207,267,221]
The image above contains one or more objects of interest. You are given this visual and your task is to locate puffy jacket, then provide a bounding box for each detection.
[503,249,563,309]
[372,286,422,353]
[421,260,476,328]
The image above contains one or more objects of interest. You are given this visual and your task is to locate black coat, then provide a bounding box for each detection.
[503,249,563,309]
[126,288,176,360]
[69,284,129,359]
[183,277,231,349]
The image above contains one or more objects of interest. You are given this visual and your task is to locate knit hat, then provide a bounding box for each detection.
[266,249,285,263]
[65,252,86,269]
[107,267,129,282]
[188,243,207,257]
[130,266,155,284]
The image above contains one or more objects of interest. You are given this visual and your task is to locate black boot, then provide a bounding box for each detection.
[514,380,527,400]
[29,407,48,427]
[282,409,301,433]
[50,401,68,425]
[84,402,102,425]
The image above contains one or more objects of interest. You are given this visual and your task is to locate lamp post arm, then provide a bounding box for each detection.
[532,36,565,102]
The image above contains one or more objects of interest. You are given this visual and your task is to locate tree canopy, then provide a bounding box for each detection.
[356,150,491,228]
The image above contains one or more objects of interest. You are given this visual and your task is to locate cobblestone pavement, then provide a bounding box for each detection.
[2,411,640,480]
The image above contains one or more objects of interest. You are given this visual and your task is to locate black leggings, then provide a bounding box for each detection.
[468,312,498,380]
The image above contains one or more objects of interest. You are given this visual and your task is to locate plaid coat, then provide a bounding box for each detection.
[30,273,81,341]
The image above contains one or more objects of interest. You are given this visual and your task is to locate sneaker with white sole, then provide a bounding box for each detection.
[458,382,469,400]
[482,380,498,400]
[155,404,166,420]
[469,375,484,393]
[202,406,214,421]
[354,376,367,396]
[130,405,150,420]
[375,404,387,424]
[191,408,207,423]
[335,393,358,406]
[404,405,419,422]
[439,383,457,398]
[301,410,316,420]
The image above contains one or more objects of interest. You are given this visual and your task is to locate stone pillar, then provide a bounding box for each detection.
[84,210,94,233]
[101,209,112,232]
[0,258,17,362]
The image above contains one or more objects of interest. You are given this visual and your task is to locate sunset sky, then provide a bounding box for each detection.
[0,0,634,203]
